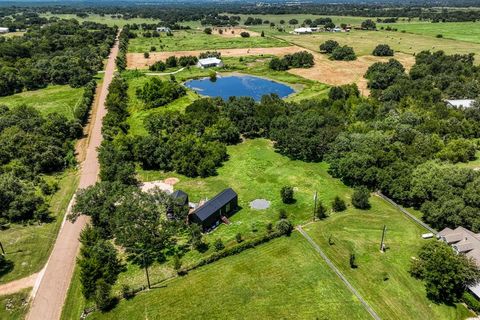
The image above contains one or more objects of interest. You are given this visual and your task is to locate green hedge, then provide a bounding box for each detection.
[463,291,480,313]
[73,80,97,125]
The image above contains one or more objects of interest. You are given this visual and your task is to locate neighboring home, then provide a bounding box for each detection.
[445,99,476,109]
[156,27,171,33]
[197,57,223,68]
[332,27,342,32]
[189,188,238,231]
[293,27,312,34]
[167,189,189,220]
[0,27,9,34]
[438,226,480,299]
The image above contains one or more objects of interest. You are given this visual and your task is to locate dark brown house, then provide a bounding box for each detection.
[189,188,238,231]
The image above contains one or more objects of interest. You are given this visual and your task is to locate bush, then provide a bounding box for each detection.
[269,57,289,71]
[149,61,166,72]
[165,56,178,68]
[436,34,443,38]
[278,208,288,220]
[320,40,339,53]
[150,46,156,52]
[204,27,212,35]
[315,200,328,219]
[349,253,357,268]
[121,284,134,300]
[281,186,294,204]
[136,77,186,109]
[332,196,346,212]
[95,279,114,312]
[331,45,356,61]
[143,52,150,59]
[240,32,250,38]
[214,238,225,251]
[199,51,221,59]
[351,186,371,209]
[261,31,265,37]
[276,219,293,235]
[235,233,243,243]
[178,55,198,67]
[372,44,394,57]
[463,292,480,313]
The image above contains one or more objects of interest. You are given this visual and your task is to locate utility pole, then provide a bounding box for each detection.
[380,225,387,252]
[142,251,151,290]
[313,191,318,221]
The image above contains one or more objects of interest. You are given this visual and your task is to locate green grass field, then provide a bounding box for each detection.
[40,13,158,27]
[379,21,480,44]
[0,85,84,120]
[128,29,288,53]
[303,201,472,320]
[0,170,79,284]
[0,288,30,320]
[86,233,371,320]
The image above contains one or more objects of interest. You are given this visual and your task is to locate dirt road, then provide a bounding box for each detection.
[26,35,120,320]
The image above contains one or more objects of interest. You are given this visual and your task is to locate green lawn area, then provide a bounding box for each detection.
[379,21,480,44]
[278,29,480,58]
[303,198,472,320]
[87,233,371,320]
[128,29,288,53]
[0,170,79,284]
[0,288,30,320]
[0,85,84,120]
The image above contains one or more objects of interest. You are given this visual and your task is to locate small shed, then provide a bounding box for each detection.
[197,57,223,69]
[0,27,9,34]
[189,188,238,231]
[445,99,476,109]
[156,27,171,33]
[293,27,312,35]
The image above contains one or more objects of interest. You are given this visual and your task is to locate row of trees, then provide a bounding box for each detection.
[269,51,314,71]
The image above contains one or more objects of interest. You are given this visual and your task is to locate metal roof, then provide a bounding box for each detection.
[445,99,476,108]
[198,57,222,65]
[192,188,237,222]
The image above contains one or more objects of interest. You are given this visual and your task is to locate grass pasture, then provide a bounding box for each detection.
[0,85,84,119]
[87,233,371,320]
[303,200,472,320]
[0,170,79,283]
[0,288,30,320]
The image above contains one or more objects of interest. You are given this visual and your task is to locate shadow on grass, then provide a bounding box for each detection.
[0,258,14,277]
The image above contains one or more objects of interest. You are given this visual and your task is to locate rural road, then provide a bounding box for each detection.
[26,34,120,320]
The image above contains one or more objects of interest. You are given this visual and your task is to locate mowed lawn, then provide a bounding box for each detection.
[280,30,480,58]
[0,288,30,320]
[0,170,79,283]
[380,21,480,44]
[128,30,288,52]
[0,85,84,119]
[303,199,472,320]
[88,233,371,320]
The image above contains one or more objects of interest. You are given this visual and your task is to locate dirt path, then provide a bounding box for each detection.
[0,273,38,296]
[25,34,120,320]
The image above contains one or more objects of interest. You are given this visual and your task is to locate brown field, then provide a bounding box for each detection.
[210,27,260,38]
[128,46,414,95]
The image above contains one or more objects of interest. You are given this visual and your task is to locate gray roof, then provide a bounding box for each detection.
[445,99,476,108]
[439,226,480,267]
[192,188,237,222]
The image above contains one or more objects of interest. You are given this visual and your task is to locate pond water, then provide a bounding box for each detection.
[184,75,295,101]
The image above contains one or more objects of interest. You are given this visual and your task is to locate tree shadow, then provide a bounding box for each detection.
[0,258,14,277]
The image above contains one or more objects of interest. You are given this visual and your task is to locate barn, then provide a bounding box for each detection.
[189,188,238,231]
[197,57,223,68]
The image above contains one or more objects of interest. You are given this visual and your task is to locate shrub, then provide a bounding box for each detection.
[149,61,166,72]
[204,27,212,35]
[315,200,328,219]
[281,186,294,204]
[235,233,243,243]
[178,55,198,67]
[269,57,289,71]
[278,208,288,220]
[331,45,356,61]
[136,77,186,109]
[240,32,250,38]
[95,279,114,311]
[372,44,394,57]
[173,254,182,273]
[436,34,443,38]
[261,31,265,37]
[463,292,480,313]
[266,223,273,233]
[121,284,134,300]
[165,56,178,68]
[199,51,221,59]
[143,52,149,59]
[276,219,293,235]
[351,186,371,209]
[349,253,357,268]
[150,46,156,52]
[320,40,339,53]
[332,196,346,212]
[214,238,225,251]
[361,19,377,30]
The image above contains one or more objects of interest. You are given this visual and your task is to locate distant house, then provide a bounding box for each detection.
[293,27,312,35]
[189,188,238,231]
[332,27,342,32]
[0,27,9,34]
[438,226,480,299]
[445,99,476,109]
[156,27,171,33]
[197,57,223,68]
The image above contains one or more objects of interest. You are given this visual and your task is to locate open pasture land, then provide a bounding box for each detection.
[379,21,480,44]
[303,199,472,320]
[87,233,371,320]
[280,30,480,58]
[40,13,157,27]
[0,170,79,284]
[128,29,287,53]
[0,85,84,120]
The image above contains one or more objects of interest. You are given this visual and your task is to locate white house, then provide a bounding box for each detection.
[445,99,476,109]
[0,27,9,34]
[156,27,171,33]
[293,27,312,35]
[197,57,223,68]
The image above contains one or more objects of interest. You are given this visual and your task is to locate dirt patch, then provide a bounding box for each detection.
[288,51,415,95]
[141,180,174,194]
[250,199,271,210]
[164,177,179,185]
[211,27,260,38]
[127,46,303,69]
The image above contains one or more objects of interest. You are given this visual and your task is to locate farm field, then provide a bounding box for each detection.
[379,21,480,44]
[128,29,288,53]
[0,85,84,119]
[303,202,472,320]
[86,233,371,320]
[40,13,157,27]
[0,289,30,320]
[0,170,79,284]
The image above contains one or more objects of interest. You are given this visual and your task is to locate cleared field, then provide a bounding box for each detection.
[380,21,480,44]
[0,170,79,284]
[0,288,30,320]
[87,233,371,320]
[280,30,480,58]
[303,198,472,320]
[128,29,287,53]
[0,85,84,119]
[40,13,157,27]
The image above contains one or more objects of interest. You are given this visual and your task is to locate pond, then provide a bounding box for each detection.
[184,75,295,101]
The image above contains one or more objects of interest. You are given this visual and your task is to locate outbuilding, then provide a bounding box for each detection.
[196,57,223,68]
[189,188,238,231]
[293,27,312,35]
[156,27,171,33]
[445,99,476,109]
[0,27,9,34]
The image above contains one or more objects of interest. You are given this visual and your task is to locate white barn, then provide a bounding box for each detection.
[293,27,312,35]
[156,27,171,33]
[445,99,476,108]
[197,57,223,68]
[0,27,9,34]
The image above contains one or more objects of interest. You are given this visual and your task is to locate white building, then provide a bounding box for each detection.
[156,27,171,33]
[197,57,223,68]
[293,27,312,35]
[445,99,476,109]
[0,27,9,34]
